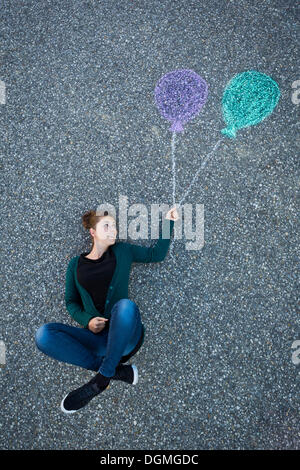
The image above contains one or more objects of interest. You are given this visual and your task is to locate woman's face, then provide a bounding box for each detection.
[93,216,117,245]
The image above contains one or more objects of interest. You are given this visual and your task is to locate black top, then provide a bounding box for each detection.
[77,246,116,317]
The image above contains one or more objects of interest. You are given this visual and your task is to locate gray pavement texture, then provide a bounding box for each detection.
[0,0,299,450]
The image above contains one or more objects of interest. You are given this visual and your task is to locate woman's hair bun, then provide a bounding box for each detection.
[82,210,96,230]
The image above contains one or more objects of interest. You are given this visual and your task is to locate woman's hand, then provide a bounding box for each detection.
[165,205,179,221]
[88,316,108,334]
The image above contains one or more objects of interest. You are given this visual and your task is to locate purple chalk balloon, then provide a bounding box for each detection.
[154,69,208,133]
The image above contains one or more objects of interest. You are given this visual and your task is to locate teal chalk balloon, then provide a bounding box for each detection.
[221,70,280,138]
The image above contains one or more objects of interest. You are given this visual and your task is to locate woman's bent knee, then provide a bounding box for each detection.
[35,323,58,350]
[116,298,136,309]
[112,299,139,320]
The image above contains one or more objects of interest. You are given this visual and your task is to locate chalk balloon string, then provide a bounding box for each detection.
[168,136,224,260]
[171,131,177,206]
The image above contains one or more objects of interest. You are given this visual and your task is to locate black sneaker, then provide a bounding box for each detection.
[111,364,138,385]
[60,374,110,414]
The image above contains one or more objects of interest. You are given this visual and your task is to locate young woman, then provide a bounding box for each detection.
[35,206,179,413]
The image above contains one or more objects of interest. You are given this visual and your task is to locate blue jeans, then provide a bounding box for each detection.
[35,298,143,377]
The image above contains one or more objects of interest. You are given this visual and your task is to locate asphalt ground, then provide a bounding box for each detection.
[0,0,299,450]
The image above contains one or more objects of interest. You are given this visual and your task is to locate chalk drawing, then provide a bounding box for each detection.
[155,69,208,207]
[154,69,281,259]
[154,69,209,134]
[221,70,280,138]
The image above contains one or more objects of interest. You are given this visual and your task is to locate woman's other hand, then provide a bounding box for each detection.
[165,206,179,221]
[88,316,108,334]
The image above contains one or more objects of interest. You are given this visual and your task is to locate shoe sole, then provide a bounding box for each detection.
[60,393,79,414]
[131,364,138,385]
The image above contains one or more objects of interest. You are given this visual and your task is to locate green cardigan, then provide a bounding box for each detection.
[65,219,175,331]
